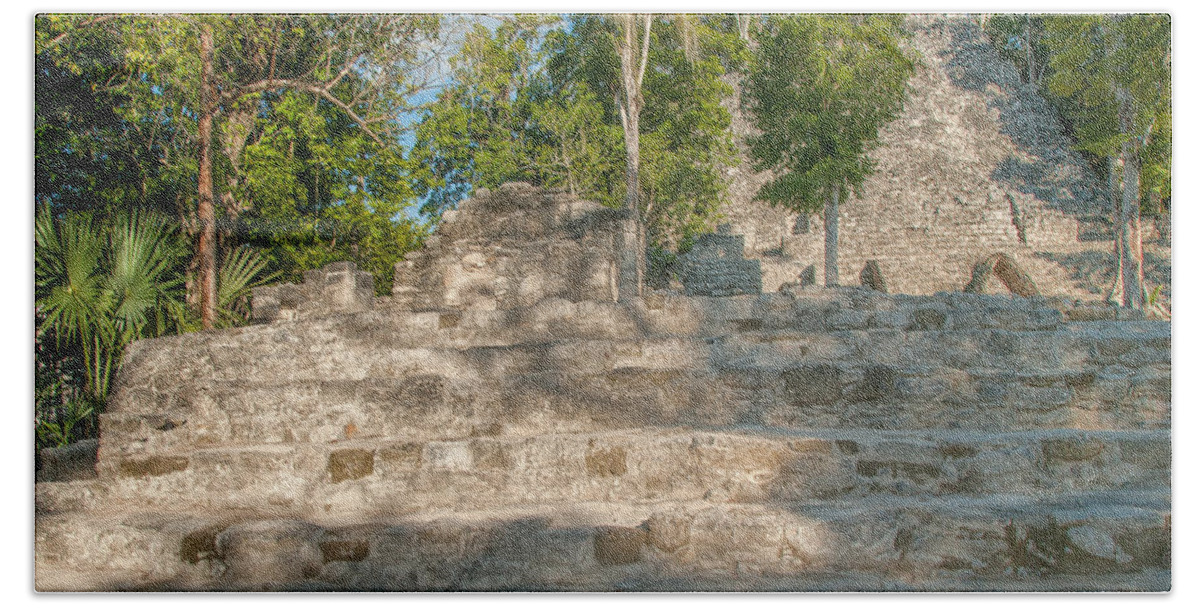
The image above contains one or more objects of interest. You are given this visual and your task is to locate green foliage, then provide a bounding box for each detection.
[744,14,915,212]
[216,247,277,326]
[412,16,623,215]
[1040,14,1171,213]
[238,88,430,294]
[35,206,188,402]
[36,399,95,449]
[412,14,743,249]
[36,14,438,297]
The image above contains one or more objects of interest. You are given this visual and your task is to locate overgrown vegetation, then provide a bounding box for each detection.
[982,14,1171,308]
[34,13,1171,455]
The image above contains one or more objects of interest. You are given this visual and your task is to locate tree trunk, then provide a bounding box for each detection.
[196,24,218,329]
[1117,88,1145,310]
[824,185,840,287]
[615,14,651,301]
[1105,154,1124,304]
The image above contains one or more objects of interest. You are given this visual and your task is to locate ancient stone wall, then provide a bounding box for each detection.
[680,227,762,297]
[35,59,1172,590]
[390,182,632,311]
[39,274,1169,590]
[251,262,375,323]
[719,15,1168,300]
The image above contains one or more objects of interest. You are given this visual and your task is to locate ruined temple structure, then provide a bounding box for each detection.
[36,180,1169,591]
[720,15,1171,305]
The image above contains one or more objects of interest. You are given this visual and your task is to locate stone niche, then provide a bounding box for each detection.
[251,261,375,323]
[392,182,635,311]
[680,225,763,297]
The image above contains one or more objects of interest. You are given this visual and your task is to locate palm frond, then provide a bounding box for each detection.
[217,246,278,325]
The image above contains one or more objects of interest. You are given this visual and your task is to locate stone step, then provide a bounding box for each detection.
[102,352,1169,456]
[117,312,1164,394]
[35,492,1170,591]
[76,428,1169,515]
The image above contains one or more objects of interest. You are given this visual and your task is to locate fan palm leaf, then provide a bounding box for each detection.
[217,246,277,326]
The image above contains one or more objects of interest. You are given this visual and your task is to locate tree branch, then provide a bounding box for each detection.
[636,14,652,91]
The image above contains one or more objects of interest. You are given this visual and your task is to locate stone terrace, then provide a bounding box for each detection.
[37,183,1169,591]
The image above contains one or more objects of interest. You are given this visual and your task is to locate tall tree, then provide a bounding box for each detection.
[1043,14,1170,310]
[745,14,914,286]
[39,15,440,327]
[413,14,740,253]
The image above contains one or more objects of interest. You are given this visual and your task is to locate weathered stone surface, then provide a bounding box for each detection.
[253,262,374,323]
[216,520,324,587]
[964,253,1040,297]
[585,442,628,477]
[39,118,1171,592]
[681,228,763,297]
[38,439,99,482]
[392,183,631,311]
[328,449,374,483]
[781,364,843,405]
[594,526,646,565]
[860,260,888,293]
[1042,437,1106,463]
[119,455,189,478]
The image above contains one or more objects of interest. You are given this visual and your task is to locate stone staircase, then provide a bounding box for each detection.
[35,288,1170,591]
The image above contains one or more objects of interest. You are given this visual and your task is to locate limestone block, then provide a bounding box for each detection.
[594,526,647,565]
[781,364,843,406]
[38,439,99,482]
[216,520,324,587]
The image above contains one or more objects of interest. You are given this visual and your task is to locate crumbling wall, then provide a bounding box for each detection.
[251,262,374,323]
[391,182,632,311]
[680,226,762,297]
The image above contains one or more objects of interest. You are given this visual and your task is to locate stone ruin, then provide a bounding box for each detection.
[390,183,639,310]
[680,225,762,297]
[36,182,1170,592]
[719,15,1171,305]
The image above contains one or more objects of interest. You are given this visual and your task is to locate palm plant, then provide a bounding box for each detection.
[216,246,277,327]
[35,205,188,403]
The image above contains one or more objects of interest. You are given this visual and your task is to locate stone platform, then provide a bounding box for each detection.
[34,183,1169,591]
[36,288,1170,591]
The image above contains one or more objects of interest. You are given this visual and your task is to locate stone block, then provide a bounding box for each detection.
[594,526,646,565]
[38,439,99,482]
[328,449,374,483]
[1042,437,1106,462]
[119,455,189,478]
[781,364,843,405]
[379,442,423,471]
[426,442,473,471]
[585,442,628,477]
[645,511,692,553]
[216,520,324,587]
[851,365,898,402]
[1117,439,1170,470]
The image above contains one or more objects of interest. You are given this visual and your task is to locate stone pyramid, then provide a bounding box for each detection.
[721,15,1169,301]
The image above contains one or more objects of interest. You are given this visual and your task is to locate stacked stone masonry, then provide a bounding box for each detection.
[681,227,763,297]
[391,182,634,311]
[38,253,1169,590]
[35,13,1172,589]
[719,15,1170,305]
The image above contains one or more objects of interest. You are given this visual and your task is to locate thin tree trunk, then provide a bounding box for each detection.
[196,24,218,329]
[1117,88,1145,310]
[615,14,651,301]
[824,185,840,287]
[1105,155,1124,304]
